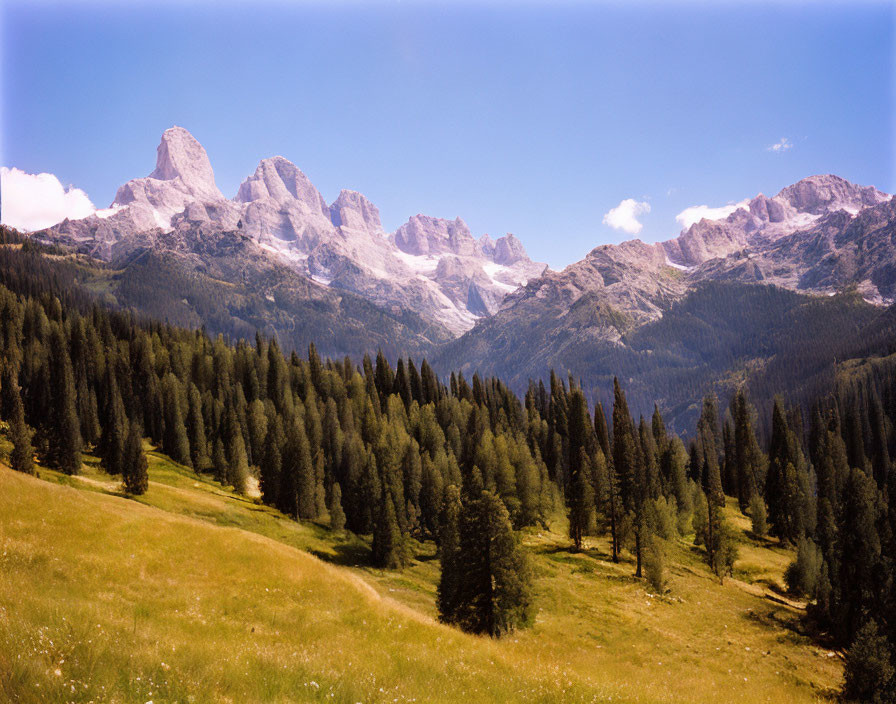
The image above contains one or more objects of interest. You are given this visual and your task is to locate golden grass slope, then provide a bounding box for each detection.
[0,451,843,703]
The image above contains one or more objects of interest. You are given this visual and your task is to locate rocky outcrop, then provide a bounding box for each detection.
[663,175,889,268]
[329,190,383,236]
[392,215,480,257]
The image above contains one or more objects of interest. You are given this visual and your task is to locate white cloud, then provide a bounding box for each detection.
[602,198,650,235]
[0,167,96,232]
[675,199,750,229]
[767,137,793,153]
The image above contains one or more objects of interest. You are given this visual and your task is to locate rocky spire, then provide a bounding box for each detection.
[492,233,530,265]
[148,126,222,201]
[329,189,383,235]
[235,156,329,217]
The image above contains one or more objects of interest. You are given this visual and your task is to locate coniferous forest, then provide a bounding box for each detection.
[1,235,895,701]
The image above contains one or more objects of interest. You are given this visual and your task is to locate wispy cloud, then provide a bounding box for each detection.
[675,199,749,229]
[767,137,793,153]
[602,198,650,235]
[1,167,96,231]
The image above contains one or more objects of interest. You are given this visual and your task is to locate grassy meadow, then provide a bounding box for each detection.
[0,447,843,703]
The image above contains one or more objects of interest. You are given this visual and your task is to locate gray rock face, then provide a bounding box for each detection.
[776,174,888,214]
[492,233,529,265]
[664,174,890,268]
[148,126,222,201]
[329,189,382,236]
[36,126,546,336]
[236,157,328,214]
[392,215,479,257]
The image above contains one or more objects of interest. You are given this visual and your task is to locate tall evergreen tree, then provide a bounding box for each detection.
[567,388,595,550]
[122,421,149,495]
[43,325,82,474]
[7,371,34,475]
[437,484,464,624]
[447,489,534,637]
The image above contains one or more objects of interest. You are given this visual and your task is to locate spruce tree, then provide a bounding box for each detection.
[122,421,149,495]
[484,490,535,636]
[226,422,250,494]
[161,373,191,467]
[732,389,764,511]
[260,412,284,506]
[567,388,595,550]
[329,481,346,532]
[212,437,228,485]
[842,620,895,704]
[8,373,34,475]
[450,489,534,636]
[186,383,209,471]
[47,325,81,474]
[372,485,405,569]
[99,372,127,476]
[284,417,316,518]
[437,484,463,624]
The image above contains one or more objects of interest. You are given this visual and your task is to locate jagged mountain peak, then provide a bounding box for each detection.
[774,173,888,214]
[235,156,328,215]
[147,126,222,200]
[492,233,530,265]
[329,189,382,234]
[393,214,477,256]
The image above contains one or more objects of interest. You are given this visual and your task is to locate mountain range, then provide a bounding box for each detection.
[31,127,896,426]
[45,126,545,336]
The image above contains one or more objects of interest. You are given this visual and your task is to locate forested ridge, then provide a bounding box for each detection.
[1,235,895,700]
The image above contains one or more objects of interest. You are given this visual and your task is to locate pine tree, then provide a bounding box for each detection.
[260,411,284,506]
[567,388,595,550]
[161,373,191,467]
[842,621,895,704]
[372,484,405,569]
[449,489,534,636]
[437,484,463,624]
[99,371,127,476]
[186,383,209,471]
[47,325,82,474]
[329,481,346,532]
[212,437,228,485]
[122,421,148,495]
[732,389,764,511]
[8,372,34,475]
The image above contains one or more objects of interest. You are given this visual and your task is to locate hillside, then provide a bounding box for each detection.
[1,453,842,703]
[436,280,896,430]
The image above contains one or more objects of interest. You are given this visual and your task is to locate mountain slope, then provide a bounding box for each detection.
[435,176,895,426]
[437,280,894,430]
[0,226,451,360]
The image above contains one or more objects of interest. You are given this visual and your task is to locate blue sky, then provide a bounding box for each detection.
[2,0,893,268]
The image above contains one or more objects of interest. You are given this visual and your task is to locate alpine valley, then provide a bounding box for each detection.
[29,126,896,428]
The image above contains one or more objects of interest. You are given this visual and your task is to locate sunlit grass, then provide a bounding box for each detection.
[1,453,842,703]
